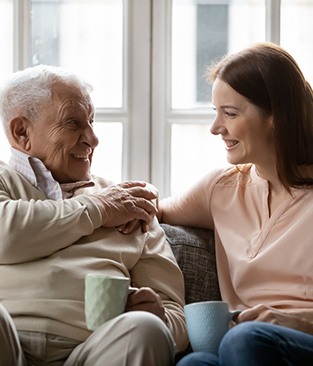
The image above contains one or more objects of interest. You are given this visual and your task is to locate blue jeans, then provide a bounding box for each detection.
[177,322,313,366]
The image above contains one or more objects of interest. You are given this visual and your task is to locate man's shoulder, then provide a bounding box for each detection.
[0,160,36,195]
[0,160,20,179]
[0,160,10,170]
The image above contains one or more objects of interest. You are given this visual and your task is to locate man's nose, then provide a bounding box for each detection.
[82,126,99,147]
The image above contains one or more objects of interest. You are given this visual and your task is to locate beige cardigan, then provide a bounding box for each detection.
[0,161,188,352]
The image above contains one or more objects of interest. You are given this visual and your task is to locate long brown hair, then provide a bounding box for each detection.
[208,42,313,190]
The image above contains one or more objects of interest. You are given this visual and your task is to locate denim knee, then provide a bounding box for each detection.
[220,322,257,351]
[219,322,285,366]
[177,351,219,366]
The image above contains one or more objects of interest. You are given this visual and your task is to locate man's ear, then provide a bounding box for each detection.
[8,117,32,152]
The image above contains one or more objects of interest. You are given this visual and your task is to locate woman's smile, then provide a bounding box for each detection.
[211,78,274,168]
[223,139,239,150]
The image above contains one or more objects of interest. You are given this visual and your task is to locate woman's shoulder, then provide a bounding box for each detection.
[215,164,254,187]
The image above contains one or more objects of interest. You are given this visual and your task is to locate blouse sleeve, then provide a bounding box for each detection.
[159,168,225,230]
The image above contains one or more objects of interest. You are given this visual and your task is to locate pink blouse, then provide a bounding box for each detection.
[161,164,313,311]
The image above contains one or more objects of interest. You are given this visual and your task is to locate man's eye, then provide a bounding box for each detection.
[67,120,78,127]
[225,112,236,117]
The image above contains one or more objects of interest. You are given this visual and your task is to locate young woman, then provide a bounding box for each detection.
[158,43,313,366]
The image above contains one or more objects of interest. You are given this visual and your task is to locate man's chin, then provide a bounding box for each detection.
[75,173,92,183]
[59,172,92,184]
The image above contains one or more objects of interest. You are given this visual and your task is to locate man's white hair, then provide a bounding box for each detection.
[0,65,93,136]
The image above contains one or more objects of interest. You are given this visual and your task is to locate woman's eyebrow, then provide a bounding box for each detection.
[220,104,239,110]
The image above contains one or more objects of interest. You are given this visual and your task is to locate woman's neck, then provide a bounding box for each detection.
[254,163,289,217]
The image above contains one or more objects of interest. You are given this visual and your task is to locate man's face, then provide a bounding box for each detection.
[26,83,99,183]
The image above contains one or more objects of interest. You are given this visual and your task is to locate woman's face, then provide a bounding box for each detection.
[25,83,99,183]
[211,78,275,168]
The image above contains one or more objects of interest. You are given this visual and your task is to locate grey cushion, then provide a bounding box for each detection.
[161,224,221,304]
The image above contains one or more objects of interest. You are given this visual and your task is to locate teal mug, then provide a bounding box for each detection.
[85,274,137,330]
[184,301,241,355]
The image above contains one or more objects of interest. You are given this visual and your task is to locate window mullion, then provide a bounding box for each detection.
[151,0,171,198]
[265,0,281,44]
[125,0,151,182]
[13,0,31,70]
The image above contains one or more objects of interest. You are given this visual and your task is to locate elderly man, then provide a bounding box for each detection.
[0,65,188,366]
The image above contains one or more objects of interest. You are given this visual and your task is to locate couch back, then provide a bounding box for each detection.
[161,224,221,304]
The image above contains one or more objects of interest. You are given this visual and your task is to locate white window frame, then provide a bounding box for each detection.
[12,0,152,183]
[8,0,290,198]
[151,0,282,198]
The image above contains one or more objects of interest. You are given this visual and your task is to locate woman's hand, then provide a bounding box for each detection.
[237,304,313,334]
[125,287,165,322]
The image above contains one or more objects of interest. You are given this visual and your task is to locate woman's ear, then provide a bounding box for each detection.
[266,112,274,128]
[8,117,31,152]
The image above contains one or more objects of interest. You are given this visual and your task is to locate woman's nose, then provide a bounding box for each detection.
[210,115,225,136]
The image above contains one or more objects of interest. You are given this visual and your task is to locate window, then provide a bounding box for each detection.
[0,0,140,184]
[165,0,266,195]
[0,0,313,197]
[280,0,313,84]
[152,0,313,196]
[32,0,124,182]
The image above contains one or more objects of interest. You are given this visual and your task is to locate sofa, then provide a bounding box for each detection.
[161,224,221,304]
[160,224,221,360]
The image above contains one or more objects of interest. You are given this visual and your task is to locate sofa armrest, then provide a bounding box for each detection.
[161,224,221,304]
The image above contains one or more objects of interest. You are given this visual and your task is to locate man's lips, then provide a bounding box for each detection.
[72,154,89,160]
[71,148,93,161]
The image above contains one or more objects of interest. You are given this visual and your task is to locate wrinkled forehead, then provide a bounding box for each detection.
[51,82,94,113]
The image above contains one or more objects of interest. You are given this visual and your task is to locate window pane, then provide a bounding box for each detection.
[92,122,123,183]
[172,0,266,109]
[31,0,123,108]
[0,0,13,81]
[0,0,12,161]
[280,0,313,86]
[171,124,228,195]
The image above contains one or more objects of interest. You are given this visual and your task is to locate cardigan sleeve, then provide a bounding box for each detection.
[0,165,103,264]
[129,218,189,352]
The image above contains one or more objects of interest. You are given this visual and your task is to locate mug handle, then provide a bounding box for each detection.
[128,286,138,294]
[229,310,241,321]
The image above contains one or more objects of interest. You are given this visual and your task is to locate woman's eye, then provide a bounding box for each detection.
[225,111,236,117]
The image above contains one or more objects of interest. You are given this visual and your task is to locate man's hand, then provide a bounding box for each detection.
[125,287,165,322]
[91,181,158,229]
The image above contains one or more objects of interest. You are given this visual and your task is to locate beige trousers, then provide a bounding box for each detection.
[0,305,175,366]
[0,304,26,366]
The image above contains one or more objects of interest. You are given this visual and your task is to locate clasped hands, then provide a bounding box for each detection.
[89,182,164,321]
[91,180,158,234]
